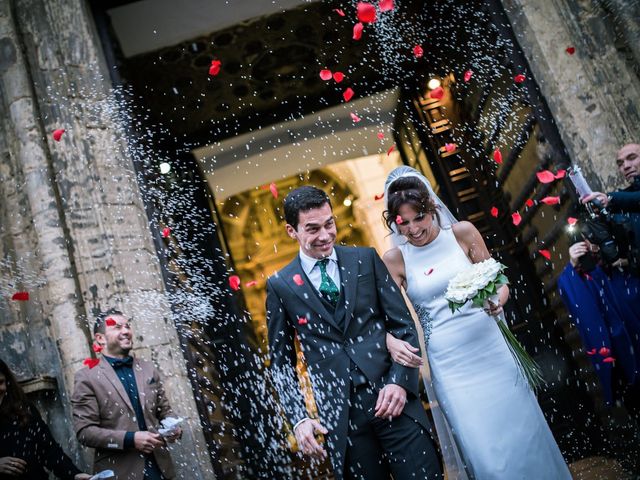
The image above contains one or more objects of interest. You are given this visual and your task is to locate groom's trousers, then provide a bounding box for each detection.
[343,383,442,480]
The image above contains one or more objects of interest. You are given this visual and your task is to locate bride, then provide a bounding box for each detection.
[382,166,571,479]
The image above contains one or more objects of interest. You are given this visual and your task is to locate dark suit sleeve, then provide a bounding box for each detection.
[608,190,640,212]
[371,248,421,397]
[266,278,308,427]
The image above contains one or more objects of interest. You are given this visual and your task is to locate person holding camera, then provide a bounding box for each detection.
[558,143,640,407]
[581,143,640,264]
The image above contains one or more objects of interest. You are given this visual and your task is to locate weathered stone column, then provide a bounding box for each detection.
[501,0,640,191]
[0,0,214,477]
[0,0,92,432]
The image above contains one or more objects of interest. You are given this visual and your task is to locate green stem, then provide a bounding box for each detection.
[496,321,545,392]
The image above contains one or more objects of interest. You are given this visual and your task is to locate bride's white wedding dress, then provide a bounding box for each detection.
[399,227,571,479]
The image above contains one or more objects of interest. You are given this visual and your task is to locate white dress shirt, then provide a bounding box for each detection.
[299,248,341,293]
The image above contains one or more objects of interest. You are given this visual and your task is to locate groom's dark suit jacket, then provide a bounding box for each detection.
[266,245,429,477]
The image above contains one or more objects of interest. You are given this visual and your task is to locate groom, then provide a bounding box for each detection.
[266,186,442,479]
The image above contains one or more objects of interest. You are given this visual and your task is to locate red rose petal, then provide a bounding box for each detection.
[536,170,556,184]
[395,215,403,225]
[229,275,241,291]
[586,348,596,355]
[387,145,395,156]
[493,149,503,164]
[297,316,308,325]
[353,22,363,40]
[377,132,384,140]
[245,280,258,288]
[602,356,615,363]
[463,69,473,82]
[333,71,345,83]
[429,86,444,100]
[514,74,526,83]
[343,87,354,102]
[92,343,103,353]
[540,196,560,205]
[11,292,29,301]
[444,143,456,152]
[567,217,578,226]
[424,268,434,276]
[319,69,333,81]
[83,358,100,369]
[105,318,117,327]
[269,182,278,199]
[374,193,384,201]
[357,2,377,23]
[525,198,534,207]
[599,347,610,356]
[538,249,551,260]
[53,129,65,142]
[512,212,522,226]
[293,274,304,286]
[209,59,222,76]
[161,227,171,238]
[554,169,566,179]
[566,47,575,55]
[350,112,361,122]
[490,206,499,218]
[335,8,345,16]
[413,45,424,58]
[379,0,394,12]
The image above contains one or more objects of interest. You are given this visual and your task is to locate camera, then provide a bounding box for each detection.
[567,166,634,271]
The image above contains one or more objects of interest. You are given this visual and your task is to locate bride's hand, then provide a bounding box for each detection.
[385,333,423,367]
[484,300,503,316]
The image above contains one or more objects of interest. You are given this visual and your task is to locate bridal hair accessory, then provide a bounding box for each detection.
[445,258,544,391]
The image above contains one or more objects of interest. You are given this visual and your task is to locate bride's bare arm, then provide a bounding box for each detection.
[452,221,509,313]
[382,247,406,290]
[382,249,423,367]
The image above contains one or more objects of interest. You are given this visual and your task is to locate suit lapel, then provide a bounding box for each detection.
[335,246,359,333]
[97,358,134,413]
[133,358,148,411]
[280,257,343,332]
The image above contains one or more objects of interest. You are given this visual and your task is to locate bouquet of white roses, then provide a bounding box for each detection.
[445,258,544,391]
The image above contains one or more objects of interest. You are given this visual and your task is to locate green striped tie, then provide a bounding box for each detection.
[316,258,340,307]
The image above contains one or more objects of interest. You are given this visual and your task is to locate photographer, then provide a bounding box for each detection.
[581,143,640,263]
[558,143,640,407]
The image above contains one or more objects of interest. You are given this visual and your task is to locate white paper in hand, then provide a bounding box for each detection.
[90,470,115,480]
[158,416,184,437]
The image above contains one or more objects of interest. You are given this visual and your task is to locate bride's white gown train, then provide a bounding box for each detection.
[399,227,571,479]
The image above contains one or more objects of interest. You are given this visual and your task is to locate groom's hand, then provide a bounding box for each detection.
[294,419,328,460]
[375,384,406,419]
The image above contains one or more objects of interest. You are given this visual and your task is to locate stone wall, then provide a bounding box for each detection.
[0,0,213,477]
[501,0,640,192]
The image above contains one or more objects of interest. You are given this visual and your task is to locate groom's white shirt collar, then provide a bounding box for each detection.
[299,248,338,276]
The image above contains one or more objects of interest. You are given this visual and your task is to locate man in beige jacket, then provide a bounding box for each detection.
[71,309,181,479]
